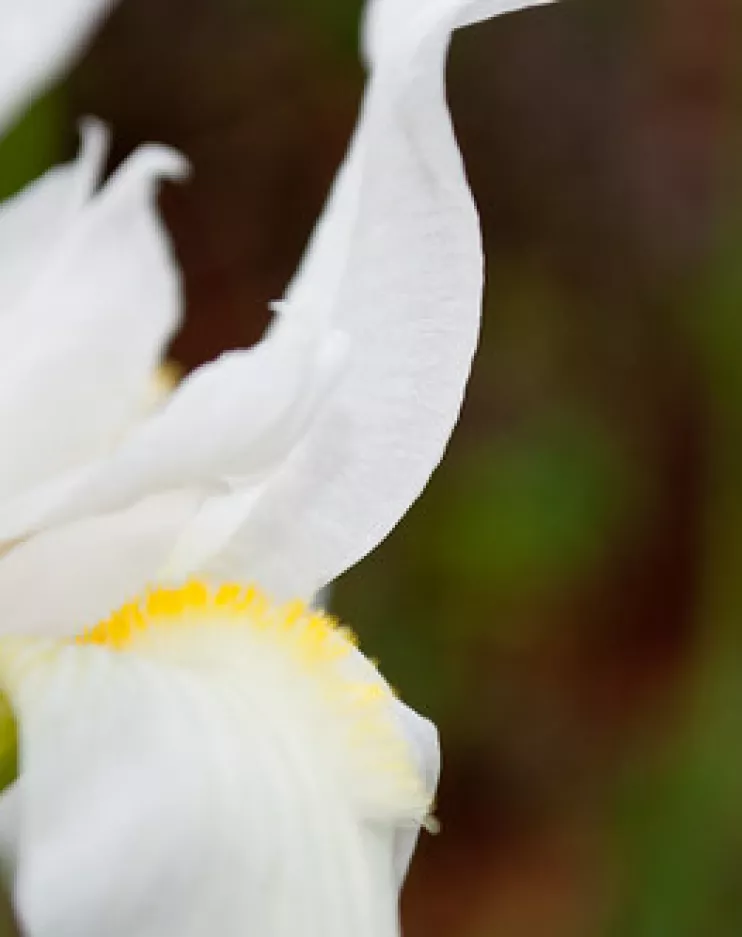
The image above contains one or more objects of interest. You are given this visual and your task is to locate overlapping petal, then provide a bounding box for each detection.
[0,0,119,134]
[0,314,349,537]
[0,3,554,935]
[0,0,550,610]
[0,142,187,533]
[0,490,203,636]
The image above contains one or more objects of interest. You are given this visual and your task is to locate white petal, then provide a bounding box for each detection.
[330,646,440,885]
[0,0,118,134]
[362,0,553,65]
[0,119,107,315]
[0,605,431,937]
[3,0,549,597]
[390,701,440,884]
[0,145,187,533]
[190,0,552,597]
[0,313,348,543]
[0,490,202,637]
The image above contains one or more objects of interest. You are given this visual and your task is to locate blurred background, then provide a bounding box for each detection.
[2,0,742,934]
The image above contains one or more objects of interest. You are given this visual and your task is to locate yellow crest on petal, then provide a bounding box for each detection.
[1,581,434,828]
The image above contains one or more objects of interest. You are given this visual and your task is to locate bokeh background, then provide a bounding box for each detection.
[2,0,742,934]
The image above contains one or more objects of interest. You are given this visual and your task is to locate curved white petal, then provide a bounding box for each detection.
[0,0,118,134]
[0,119,107,316]
[0,490,202,637]
[0,594,434,937]
[175,0,552,597]
[0,0,549,600]
[0,144,187,534]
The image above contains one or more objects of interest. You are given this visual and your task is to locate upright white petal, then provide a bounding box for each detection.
[0,120,107,316]
[0,0,550,599]
[0,0,118,134]
[0,144,187,536]
[0,587,436,937]
[190,0,553,597]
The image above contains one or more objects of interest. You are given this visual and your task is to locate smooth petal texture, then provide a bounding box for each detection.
[67,315,348,516]
[0,312,348,543]
[0,145,187,538]
[338,644,441,886]
[0,0,550,601]
[0,119,107,316]
[188,0,552,598]
[0,0,118,134]
[390,701,440,884]
[0,606,434,937]
[0,490,203,637]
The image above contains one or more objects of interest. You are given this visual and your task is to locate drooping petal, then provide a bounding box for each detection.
[0,585,436,937]
[0,0,118,134]
[0,119,107,316]
[185,0,553,598]
[0,144,187,534]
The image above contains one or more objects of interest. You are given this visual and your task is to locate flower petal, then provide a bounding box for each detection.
[0,144,187,535]
[0,490,202,637]
[0,0,118,134]
[390,701,440,884]
[187,0,552,597]
[0,311,348,546]
[0,606,431,937]
[336,641,441,886]
[0,119,107,316]
[2,0,549,599]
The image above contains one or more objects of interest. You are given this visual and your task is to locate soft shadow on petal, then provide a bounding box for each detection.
[0,490,202,637]
[3,314,348,548]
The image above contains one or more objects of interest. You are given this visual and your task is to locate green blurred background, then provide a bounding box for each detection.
[3,0,742,934]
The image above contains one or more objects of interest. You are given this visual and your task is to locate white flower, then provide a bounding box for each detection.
[0,1,551,936]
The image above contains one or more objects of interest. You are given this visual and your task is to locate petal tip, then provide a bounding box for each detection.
[76,116,110,176]
[114,144,192,193]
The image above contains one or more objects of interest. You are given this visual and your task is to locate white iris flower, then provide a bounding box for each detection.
[0,1,550,936]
